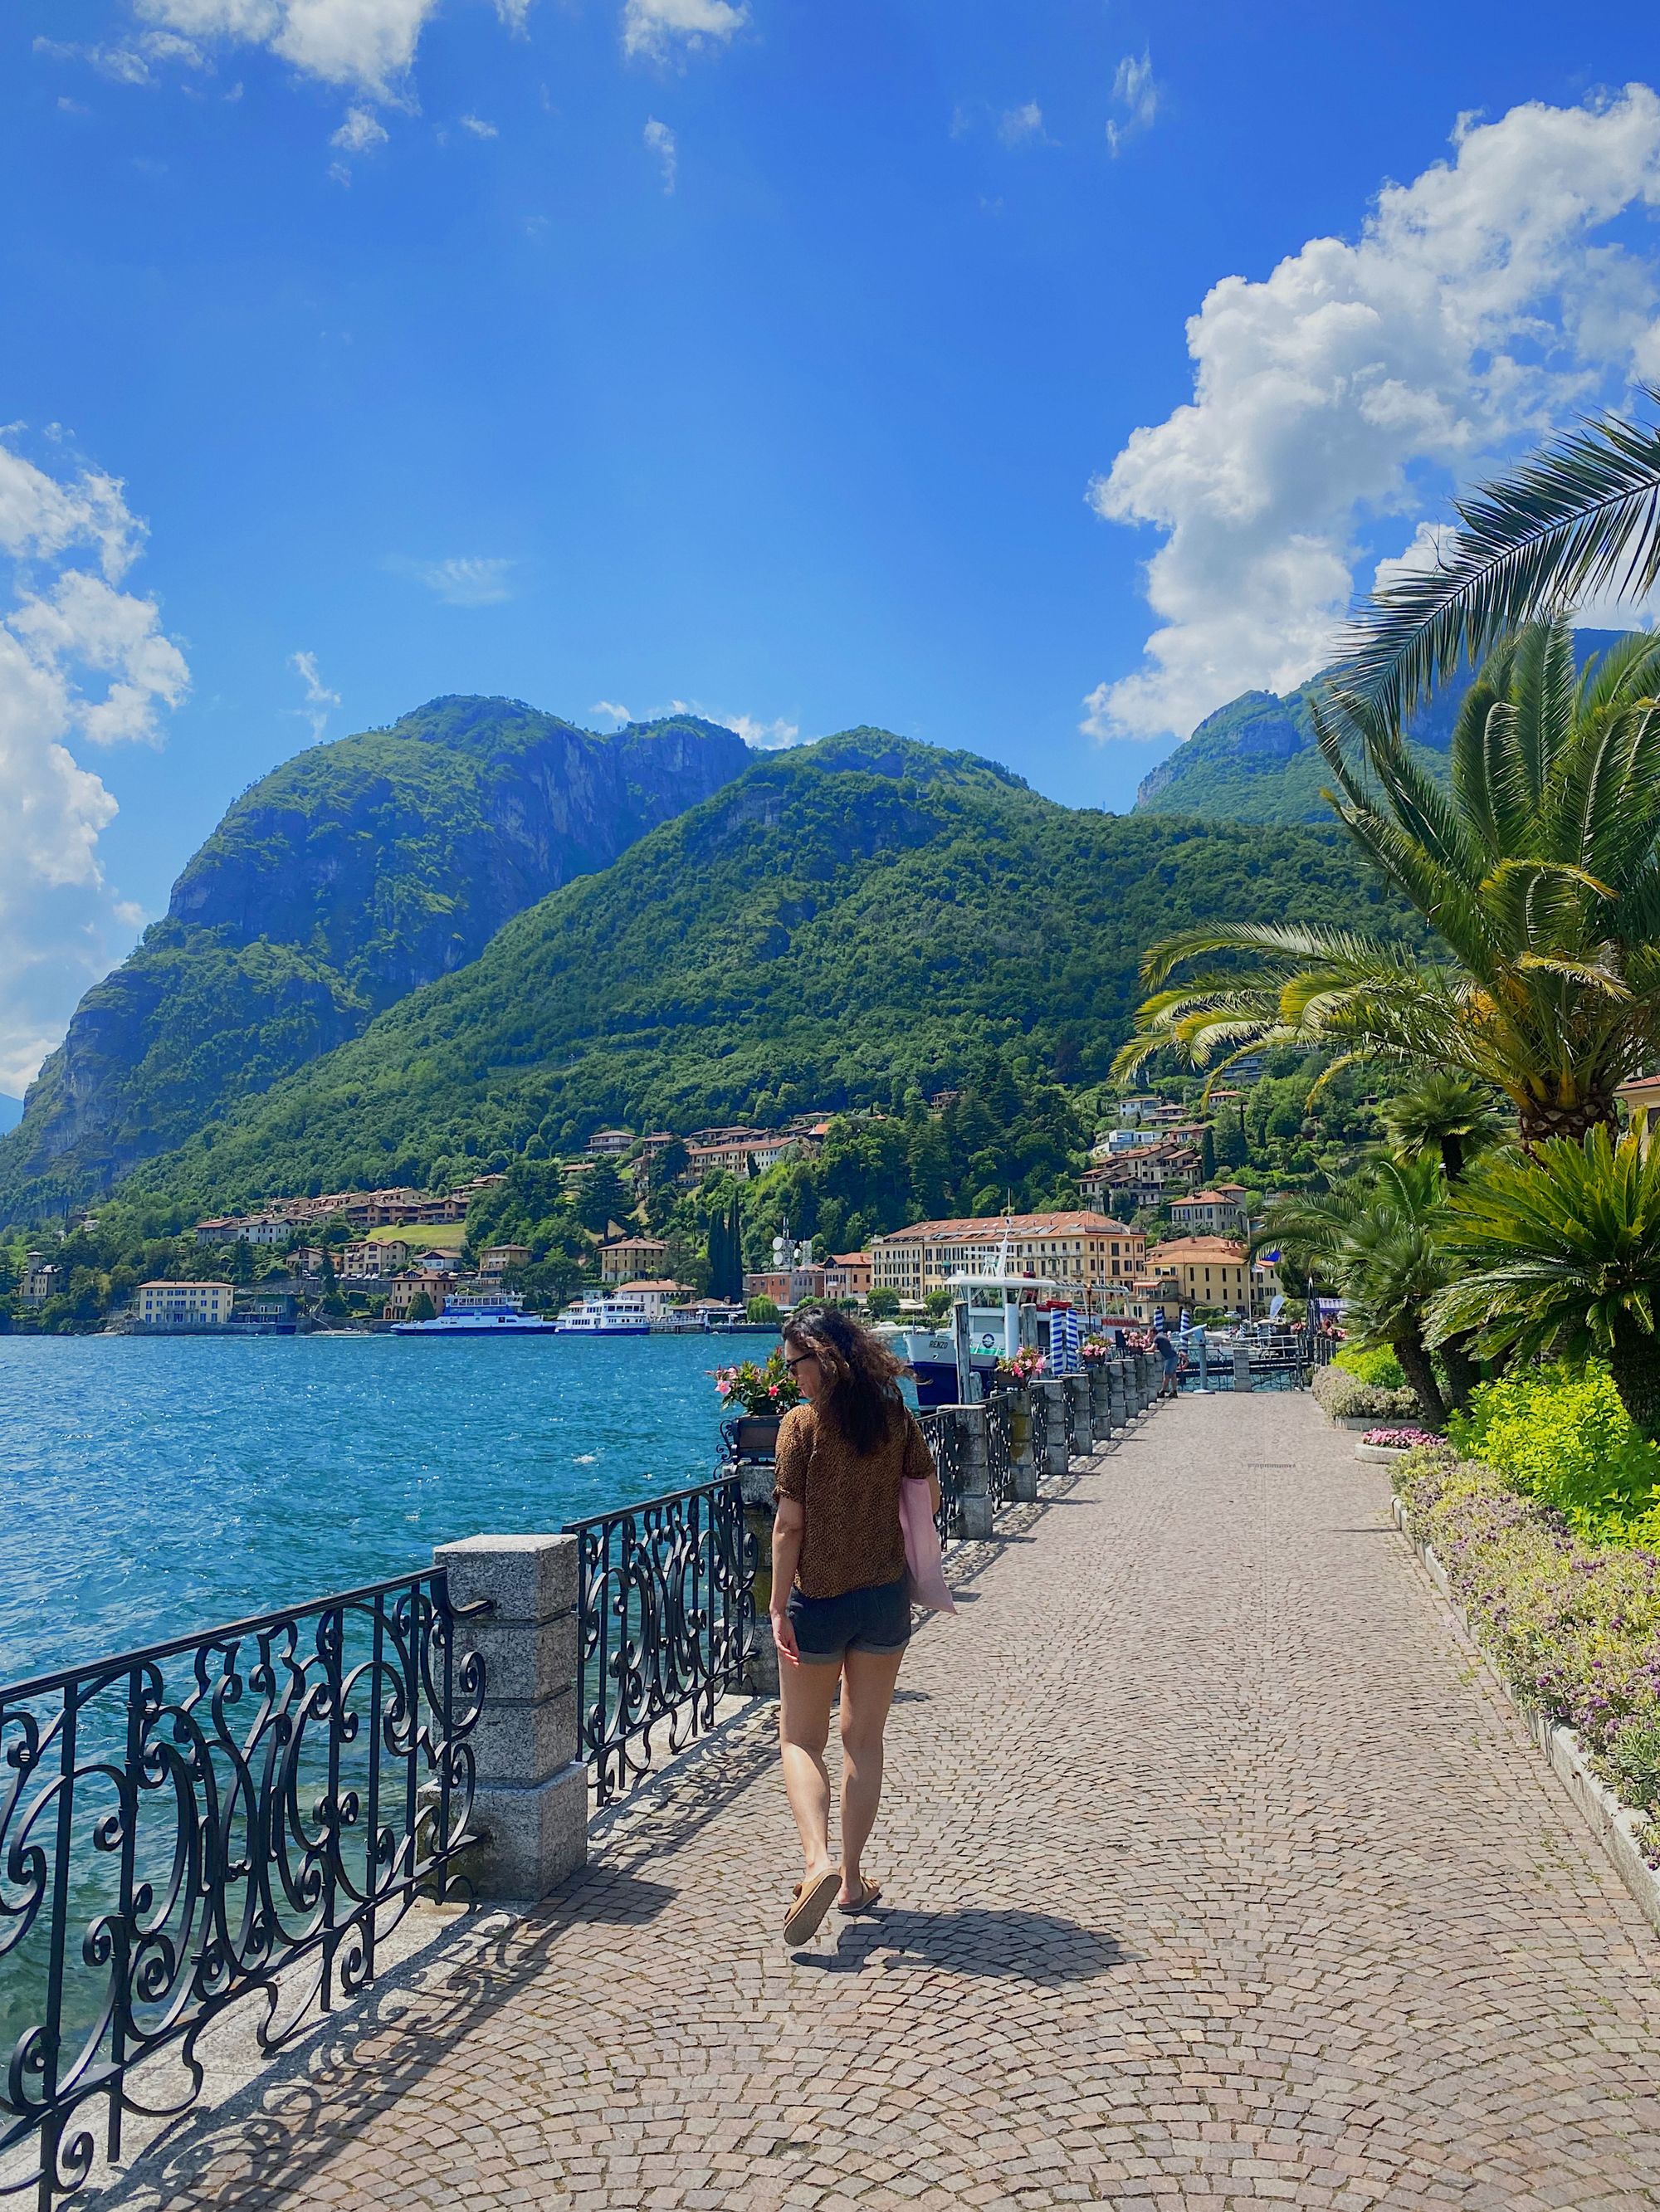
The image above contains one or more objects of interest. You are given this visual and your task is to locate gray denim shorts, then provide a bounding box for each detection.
[787,1572,911,1664]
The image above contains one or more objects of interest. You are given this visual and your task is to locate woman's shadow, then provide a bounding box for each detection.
[795,1905,1130,1984]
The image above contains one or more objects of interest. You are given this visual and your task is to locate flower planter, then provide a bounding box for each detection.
[1356,1441,1410,1462]
[728,1414,782,1460]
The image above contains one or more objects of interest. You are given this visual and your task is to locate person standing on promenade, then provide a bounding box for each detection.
[1152,1319,1181,1399]
[769,1307,940,1946]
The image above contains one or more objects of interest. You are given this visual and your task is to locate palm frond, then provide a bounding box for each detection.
[1338,395,1660,720]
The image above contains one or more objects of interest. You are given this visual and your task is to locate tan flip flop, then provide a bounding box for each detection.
[837,1878,881,1913]
[783,1868,842,1946]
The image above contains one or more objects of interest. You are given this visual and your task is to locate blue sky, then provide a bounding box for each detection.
[5,0,1660,1095]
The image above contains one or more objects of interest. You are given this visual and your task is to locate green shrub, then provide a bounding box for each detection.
[1334,1343,1407,1389]
[1311,1365,1419,1423]
[1447,1363,1660,1543]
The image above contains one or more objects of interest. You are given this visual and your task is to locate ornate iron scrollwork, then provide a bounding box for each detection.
[565,1477,754,1809]
[0,1572,481,2209]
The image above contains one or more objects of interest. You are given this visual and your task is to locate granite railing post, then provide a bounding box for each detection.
[1145,1350,1161,1405]
[1066,1372,1093,1450]
[435,1533,588,1900]
[1233,1344,1254,1394]
[954,1404,994,1539]
[1010,1388,1039,1504]
[1108,1355,1129,1428]
[1035,1378,1069,1479]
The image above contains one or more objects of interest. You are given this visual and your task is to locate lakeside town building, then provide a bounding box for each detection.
[869,1213,1147,1300]
[599,1235,671,1283]
[1167,1185,1250,1234]
[136,1281,234,1330]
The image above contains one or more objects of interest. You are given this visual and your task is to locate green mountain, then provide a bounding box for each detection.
[119,730,1409,1220]
[1135,629,1631,824]
[0,698,749,1217]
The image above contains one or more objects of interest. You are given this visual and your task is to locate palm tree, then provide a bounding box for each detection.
[1342,393,1660,724]
[1428,1128,1660,1440]
[1257,1155,1459,1426]
[1116,618,1660,1145]
[1380,1072,1509,1184]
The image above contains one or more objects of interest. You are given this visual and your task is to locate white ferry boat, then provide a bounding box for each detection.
[554,1290,652,1336]
[393,1290,557,1337]
[876,1235,1068,1404]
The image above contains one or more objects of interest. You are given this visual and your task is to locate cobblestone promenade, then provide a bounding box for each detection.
[122,1394,1660,2210]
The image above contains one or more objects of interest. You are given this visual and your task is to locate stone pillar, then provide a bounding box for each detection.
[738,1462,779,1696]
[1108,1355,1129,1429]
[954,1404,993,1540]
[1232,1344,1253,1394]
[1066,1373,1092,1452]
[436,1533,587,1901]
[1036,1378,1069,1479]
[1010,1390,1038,1504]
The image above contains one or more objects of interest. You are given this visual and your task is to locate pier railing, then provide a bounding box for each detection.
[0,1571,481,2209]
[563,1477,753,1809]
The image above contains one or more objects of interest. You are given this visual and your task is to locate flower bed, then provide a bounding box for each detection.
[1394,1450,1660,1856]
[1311,1364,1419,1423]
[1362,1427,1443,1451]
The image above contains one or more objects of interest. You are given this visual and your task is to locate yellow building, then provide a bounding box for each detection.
[136,1281,234,1330]
[1144,1236,1253,1316]
[1617,1073,1660,1148]
[870,1213,1147,1300]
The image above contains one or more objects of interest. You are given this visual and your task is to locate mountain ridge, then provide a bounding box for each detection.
[115,729,1411,1221]
[0,698,750,1218]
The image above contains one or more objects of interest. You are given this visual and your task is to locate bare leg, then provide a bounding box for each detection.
[837,1645,905,1903]
[778,1658,841,1882]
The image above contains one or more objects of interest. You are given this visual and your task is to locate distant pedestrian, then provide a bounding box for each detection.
[1152,1320,1181,1399]
[770,1307,941,1945]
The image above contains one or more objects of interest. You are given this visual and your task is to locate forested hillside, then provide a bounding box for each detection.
[1135,628,1629,824]
[118,730,1410,1219]
[0,699,749,1218]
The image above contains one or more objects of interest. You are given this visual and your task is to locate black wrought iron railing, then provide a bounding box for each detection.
[916,1409,965,1543]
[1061,1382,1079,1459]
[1027,1385,1051,1474]
[564,1477,753,1809]
[984,1390,1016,1511]
[0,1572,481,2210]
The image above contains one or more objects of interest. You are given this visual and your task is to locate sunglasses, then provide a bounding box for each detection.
[784,1352,816,1374]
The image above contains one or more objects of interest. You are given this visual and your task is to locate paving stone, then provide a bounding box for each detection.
[114,1397,1660,2210]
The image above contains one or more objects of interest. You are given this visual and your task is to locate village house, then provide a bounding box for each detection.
[1168,1185,1250,1234]
[480,1244,532,1275]
[1145,1236,1255,1316]
[682,1130,800,1180]
[822,1252,872,1301]
[869,1213,1148,1300]
[599,1235,671,1284]
[1081,1140,1201,1209]
[135,1281,235,1330]
[19,1254,63,1306]
[616,1278,694,1318]
[383,1271,453,1321]
[584,1127,635,1157]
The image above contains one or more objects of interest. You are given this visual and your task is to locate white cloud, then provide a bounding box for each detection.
[290,649,340,740]
[591,700,632,723]
[622,0,746,63]
[460,112,498,138]
[36,28,208,85]
[997,101,1048,149]
[409,555,515,605]
[1083,87,1660,741]
[0,434,188,1091]
[643,115,676,193]
[1106,50,1158,155]
[668,698,800,748]
[330,102,387,151]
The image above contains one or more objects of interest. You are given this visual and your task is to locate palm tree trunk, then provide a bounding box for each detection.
[1517,1096,1618,1149]
[1392,1326,1449,1431]
[1440,1134,1466,1183]
[1609,1318,1660,1443]
[1438,1332,1481,1418]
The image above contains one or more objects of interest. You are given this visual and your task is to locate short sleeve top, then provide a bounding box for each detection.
[773,1398,935,1599]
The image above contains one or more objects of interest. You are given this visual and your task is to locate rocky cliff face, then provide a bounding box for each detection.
[0,700,749,1216]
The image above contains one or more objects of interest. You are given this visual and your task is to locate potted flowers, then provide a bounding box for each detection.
[993,1345,1047,1385]
[714,1348,803,1460]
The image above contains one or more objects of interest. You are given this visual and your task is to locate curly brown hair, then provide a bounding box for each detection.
[782,1307,909,1456]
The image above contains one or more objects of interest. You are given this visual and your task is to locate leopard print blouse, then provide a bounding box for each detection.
[773,1398,935,1599]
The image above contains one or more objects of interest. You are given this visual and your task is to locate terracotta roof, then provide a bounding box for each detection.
[1149,1236,1247,1261]
[875,1211,1120,1243]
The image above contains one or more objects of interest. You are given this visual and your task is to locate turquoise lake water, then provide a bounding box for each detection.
[0,1331,749,1685]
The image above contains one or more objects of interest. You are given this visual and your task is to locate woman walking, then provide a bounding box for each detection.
[769,1307,940,1946]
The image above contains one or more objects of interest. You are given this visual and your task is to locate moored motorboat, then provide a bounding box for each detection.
[554,1290,652,1336]
[393,1291,557,1336]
